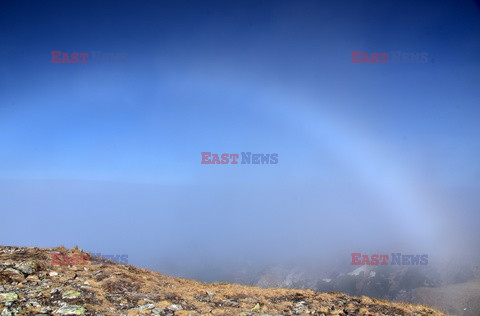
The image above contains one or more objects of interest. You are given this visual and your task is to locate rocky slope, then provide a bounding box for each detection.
[0,246,444,316]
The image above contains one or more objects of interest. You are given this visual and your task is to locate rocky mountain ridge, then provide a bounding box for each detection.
[0,245,444,315]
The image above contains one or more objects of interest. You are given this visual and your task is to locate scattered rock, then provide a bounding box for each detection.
[206,290,215,297]
[152,307,164,315]
[167,304,183,311]
[17,263,34,275]
[1,308,12,316]
[139,303,155,310]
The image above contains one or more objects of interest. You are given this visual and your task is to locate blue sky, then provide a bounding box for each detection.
[1,0,480,279]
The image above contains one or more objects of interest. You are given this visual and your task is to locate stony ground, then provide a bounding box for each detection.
[0,246,445,316]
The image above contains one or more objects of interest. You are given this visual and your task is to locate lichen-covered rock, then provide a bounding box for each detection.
[0,293,18,303]
[62,290,81,299]
[55,305,86,315]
